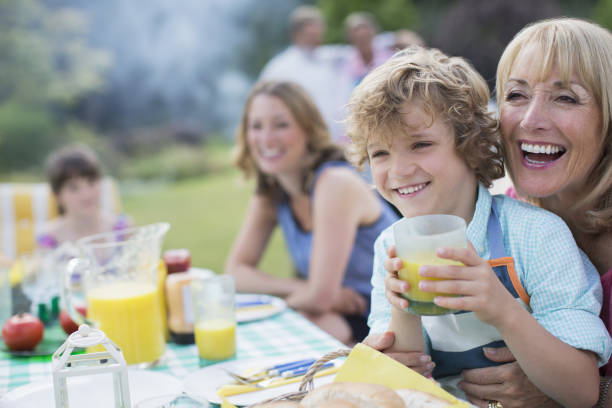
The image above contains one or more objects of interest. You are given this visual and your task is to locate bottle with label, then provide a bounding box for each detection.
[164,251,214,344]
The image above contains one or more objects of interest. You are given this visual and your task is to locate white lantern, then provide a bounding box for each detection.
[52,324,131,408]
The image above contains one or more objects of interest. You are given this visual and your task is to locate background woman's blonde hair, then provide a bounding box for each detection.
[346,46,503,187]
[232,80,344,200]
[496,17,612,232]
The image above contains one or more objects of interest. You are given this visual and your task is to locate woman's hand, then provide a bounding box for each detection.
[418,243,517,327]
[383,245,410,309]
[362,332,434,376]
[332,287,367,315]
[459,347,559,408]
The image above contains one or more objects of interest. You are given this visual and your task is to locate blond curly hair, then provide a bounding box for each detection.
[346,46,503,188]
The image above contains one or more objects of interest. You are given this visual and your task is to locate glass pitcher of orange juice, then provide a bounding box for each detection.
[62,223,169,365]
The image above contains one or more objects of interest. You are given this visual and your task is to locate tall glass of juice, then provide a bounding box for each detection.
[393,214,466,315]
[191,274,236,365]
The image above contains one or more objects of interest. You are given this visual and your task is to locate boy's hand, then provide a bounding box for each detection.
[417,242,517,327]
[362,332,434,376]
[383,245,410,309]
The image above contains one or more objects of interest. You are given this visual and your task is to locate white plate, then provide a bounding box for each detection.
[236,294,287,323]
[0,370,183,408]
[189,267,215,278]
[183,355,336,406]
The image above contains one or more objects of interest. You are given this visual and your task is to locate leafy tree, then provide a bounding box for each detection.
[317,0,419,43]
[432,0,564,89]
[594,0,612,28]
[0,0,110,172]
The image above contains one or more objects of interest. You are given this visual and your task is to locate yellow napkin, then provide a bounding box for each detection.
[9,259,23,286]
[221,397,235,408]
[334,343,469,407]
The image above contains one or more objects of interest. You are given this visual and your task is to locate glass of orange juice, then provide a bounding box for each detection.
[191,275,236,365]
[393,214,466,315]
[62,223,169,366]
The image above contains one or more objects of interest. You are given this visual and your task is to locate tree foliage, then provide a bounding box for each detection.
[0,0,111,171]
[594,0,612,29]
[317,0,418,43]
[431,0,564,89]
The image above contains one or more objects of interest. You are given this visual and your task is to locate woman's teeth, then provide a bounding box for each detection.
[398,183,426,194]
[520,142,566,165]
[261,147,282,158]
[520,143,565,155]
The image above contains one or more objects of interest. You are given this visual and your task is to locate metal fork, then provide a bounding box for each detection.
[221,368,264,387]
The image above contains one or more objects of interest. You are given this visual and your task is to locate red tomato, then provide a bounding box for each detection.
[2,313,44,351]
[58,306,87,335]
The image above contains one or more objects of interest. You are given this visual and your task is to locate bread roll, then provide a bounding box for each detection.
[252,401,302,407]
[395,389,450,407]
[301,382,404,408]
[316,400,359,408]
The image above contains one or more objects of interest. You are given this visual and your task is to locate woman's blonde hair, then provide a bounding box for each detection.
[232,80,344,200]
[496,17,612,232]
[346,46,503,187]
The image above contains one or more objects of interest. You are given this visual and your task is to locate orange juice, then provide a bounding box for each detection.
[398,256,461,315]
[157,260,169,341]
[87,281,165,365]
[194,319,236,361]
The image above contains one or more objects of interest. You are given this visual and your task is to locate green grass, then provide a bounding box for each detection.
[121,166,292,278]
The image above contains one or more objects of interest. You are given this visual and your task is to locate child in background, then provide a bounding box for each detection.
[37,145,131,249]
[345,46,611,406]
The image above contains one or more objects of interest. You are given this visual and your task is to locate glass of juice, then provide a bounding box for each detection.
[393,214,467,315]
[191,275,236,365]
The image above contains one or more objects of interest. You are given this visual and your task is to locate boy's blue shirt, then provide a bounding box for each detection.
[368,183,612,366]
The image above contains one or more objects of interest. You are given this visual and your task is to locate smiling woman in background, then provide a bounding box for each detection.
[225,80,399,345]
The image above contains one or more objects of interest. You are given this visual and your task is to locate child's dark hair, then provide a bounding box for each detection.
[45,145,102,213]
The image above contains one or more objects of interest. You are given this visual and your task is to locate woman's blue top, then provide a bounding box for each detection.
[275,161,399,306]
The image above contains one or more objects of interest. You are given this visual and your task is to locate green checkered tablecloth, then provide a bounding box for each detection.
[0,308,345,396]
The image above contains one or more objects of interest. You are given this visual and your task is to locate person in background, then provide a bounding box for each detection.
[372,18,612,408]
[225,80,399,345]
[392,29,425,52]
[342,12,393,88]
[260,6,345,142]
[37,145,131,249]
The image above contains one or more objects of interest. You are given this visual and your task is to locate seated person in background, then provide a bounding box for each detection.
[345,46,611,406]
[225,80,399,345]
[37,145,131,249]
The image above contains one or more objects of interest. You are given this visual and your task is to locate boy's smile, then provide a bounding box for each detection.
[367,101,478,222]
[396,182,428,196]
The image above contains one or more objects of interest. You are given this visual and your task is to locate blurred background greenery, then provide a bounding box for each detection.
[1,0,611,275]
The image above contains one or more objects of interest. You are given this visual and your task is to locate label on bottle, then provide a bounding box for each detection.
[182,284,194,324]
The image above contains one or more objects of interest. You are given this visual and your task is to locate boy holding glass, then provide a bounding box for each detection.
[345,46,611,407]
